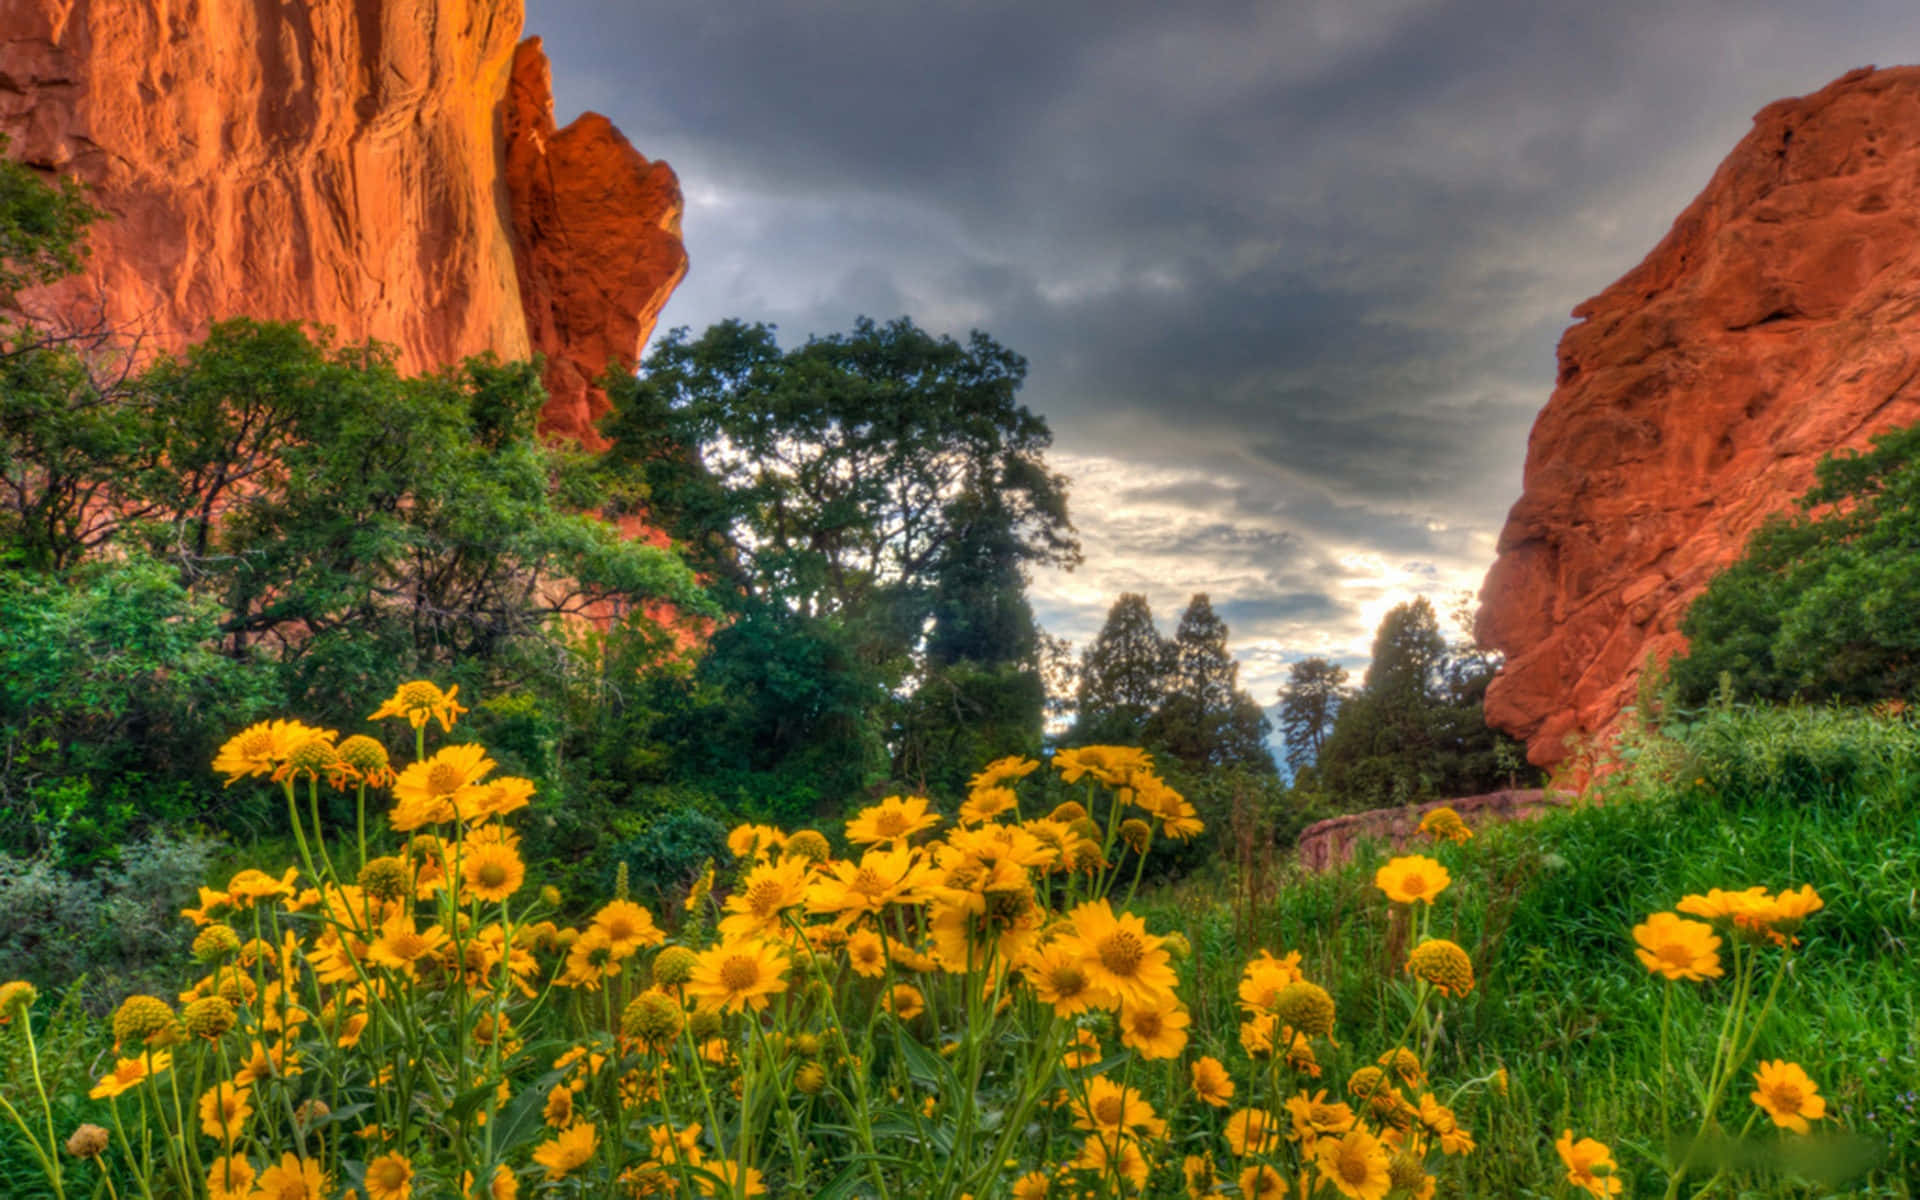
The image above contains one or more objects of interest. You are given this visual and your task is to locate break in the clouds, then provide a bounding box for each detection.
[530,0,1917,707]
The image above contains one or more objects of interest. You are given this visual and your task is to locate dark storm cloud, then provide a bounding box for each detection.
[529,0,1919,696]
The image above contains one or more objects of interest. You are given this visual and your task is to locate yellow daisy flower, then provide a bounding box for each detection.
[368,679,467,731]
[807,845,942,926]
[1374,855,1450,904]
[532,1122,597,1180]
[968,754,1040,792]
[462,842,526,904]
[197,1081,252,1142]
[846,929,887,977]
[1021,941,1111,1017]
[389,743,495,831]
[256,1152,328,1200]
[1237,949,1305,1013]
[1316,1128,1392,1200]
[1072,1075,1166,1140]
[685,938,790,1013]
[1222,1107,1283,1157]
[1751,1060,1826,1133]
[206,1155,256,1200]
[90,1052,168,1099]
[1190,1056,1235,1108]
[1059,899,1176,1009]
[1555,1130,1622,1197]
[1240,1163,1287,1200]
[718,857,813,939]
[959,785,1020,825]
[1119,995,1190,1060]
[1283,1089,1355,1150]
[845,794,941,847]
[1632,912,1722,981]
[211,719,306,785]
[1071,1131,1149,1190]
[590,899,666,958]
[364,1152,413,1200]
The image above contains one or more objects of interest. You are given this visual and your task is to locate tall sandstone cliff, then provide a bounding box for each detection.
[0,0,684,445]
[1478,65,1920,772]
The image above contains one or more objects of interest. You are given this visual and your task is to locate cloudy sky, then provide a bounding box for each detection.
[531,0,1916,708]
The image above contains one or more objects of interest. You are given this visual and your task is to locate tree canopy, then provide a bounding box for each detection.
[597,316,1078,815]
[1069,593,1274,774]
[1310,597,1532,808]
[1278,657,1349,776]
[1674,421,1920,706]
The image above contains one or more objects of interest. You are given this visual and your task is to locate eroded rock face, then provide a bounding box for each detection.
[1478,65,1920,772]
[1294,790,1559,872]
[506,38,686,449]
[0,0,683,442]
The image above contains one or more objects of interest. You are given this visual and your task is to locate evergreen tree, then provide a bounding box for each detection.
[1071,593,1171,744]
[1278,657,1350,775]
[893,487,1045,795]
[1149,594,1275,771]
[1364,596,1447,700]
[1315,597,1534,809]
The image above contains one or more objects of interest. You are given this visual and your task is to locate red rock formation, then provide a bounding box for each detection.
[506,38,686,449]
[1478,65,1920,773]
[0,0,683,443]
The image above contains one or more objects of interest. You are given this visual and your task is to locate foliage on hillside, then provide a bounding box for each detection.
[1676,418,1920,706]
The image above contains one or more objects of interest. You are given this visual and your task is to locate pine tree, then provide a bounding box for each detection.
[1071,593,1172,744]
[1278,657,1350,775]
[1150,594,1274,771]
[1315,596,1535,809]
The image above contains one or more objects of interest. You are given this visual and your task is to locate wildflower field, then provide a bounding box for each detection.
[3,690,1916,1198]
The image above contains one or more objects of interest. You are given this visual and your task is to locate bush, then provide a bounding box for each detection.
[601,796,732,908]
[0,831,216,1009]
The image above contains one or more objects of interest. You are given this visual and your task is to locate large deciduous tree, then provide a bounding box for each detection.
[599,316,1078,813]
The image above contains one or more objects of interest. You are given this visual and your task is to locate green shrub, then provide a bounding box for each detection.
[0,831,215,1010]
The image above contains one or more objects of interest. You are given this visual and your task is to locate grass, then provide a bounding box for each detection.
[1136,703,1920,1196]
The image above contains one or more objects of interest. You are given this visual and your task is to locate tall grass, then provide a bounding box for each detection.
[1140,704,1920,1195]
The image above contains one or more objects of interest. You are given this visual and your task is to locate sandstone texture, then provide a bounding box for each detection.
[0,0,684,442]
[1294,790,1559,873]
[1478,65,1920,772]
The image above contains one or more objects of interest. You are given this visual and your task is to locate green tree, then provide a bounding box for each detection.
[893,488,1048,795]
[1071,594,1173,745]
[1,314,709,853]
[601,317,1076,629]
[1316,598,1533,810]
[1674,420,1920,705]
[0,138,97,303]
[1278,657,1350,776]
[598,316,1077,815]
[1148,593,1275,772]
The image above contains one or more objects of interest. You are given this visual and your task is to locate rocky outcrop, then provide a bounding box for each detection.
[1294,790,1560,873]
[505,38,686,448]
[0,0,683,442]
[1478,65,1920,772]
